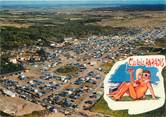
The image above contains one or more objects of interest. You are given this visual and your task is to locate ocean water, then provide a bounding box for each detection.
[0,1,166,10]
[0,1,119,9]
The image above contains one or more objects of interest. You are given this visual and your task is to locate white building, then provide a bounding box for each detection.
[3,89,16,97]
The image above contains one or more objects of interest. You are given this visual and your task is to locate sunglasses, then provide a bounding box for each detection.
[142,73,151,78]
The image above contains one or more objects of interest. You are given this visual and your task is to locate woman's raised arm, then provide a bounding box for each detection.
[128,68,134,83]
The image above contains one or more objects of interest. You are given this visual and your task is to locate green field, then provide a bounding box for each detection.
[155,36,166,48]
[91,97,166,117]
[56,65,79,76]
[108,95,159,101]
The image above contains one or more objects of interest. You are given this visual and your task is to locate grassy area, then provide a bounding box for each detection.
[100,62,113,74]
[91,97,129,116]
[0,54,23,74]
[135,40,145,46]
[155,36,166,48]
[0,111,14,117]
[19,110,49,117]
[108,95,159,101]
[91,67,166,117]
[91,97,166,117]
[97,15,166,30]
[56,65,79,76]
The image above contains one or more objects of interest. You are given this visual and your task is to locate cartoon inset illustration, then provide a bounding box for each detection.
[104,55,165,115]
[108,68,156,100]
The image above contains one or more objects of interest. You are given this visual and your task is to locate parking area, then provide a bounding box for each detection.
[0,25,166,115]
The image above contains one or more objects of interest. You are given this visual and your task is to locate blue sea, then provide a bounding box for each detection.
[0,1,166,10]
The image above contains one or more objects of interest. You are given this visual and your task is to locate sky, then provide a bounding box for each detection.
[109,63,159,83]
[1,0,165,4]
[0,0,166,7]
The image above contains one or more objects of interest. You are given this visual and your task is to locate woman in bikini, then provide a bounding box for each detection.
[107,68,156,100]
